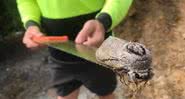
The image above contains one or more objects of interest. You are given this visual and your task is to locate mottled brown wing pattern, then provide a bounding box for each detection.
[96,36,153,95]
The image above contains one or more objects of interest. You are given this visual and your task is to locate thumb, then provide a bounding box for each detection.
[75,22,93,44]
[33,31,44,37]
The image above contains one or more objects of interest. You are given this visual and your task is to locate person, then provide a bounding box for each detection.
[16,0,133,99]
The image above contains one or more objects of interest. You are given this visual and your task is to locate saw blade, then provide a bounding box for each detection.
[45,41,100,64]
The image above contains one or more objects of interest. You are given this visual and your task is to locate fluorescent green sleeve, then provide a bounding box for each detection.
[98,0,133,30]
[16,0,41,27]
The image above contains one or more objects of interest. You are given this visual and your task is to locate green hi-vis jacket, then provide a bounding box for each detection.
[17,0,133,30]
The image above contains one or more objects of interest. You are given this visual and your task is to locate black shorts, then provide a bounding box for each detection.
[48,57,117,96]
[41,11,117,96]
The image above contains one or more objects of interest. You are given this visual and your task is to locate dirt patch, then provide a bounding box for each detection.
[0,43,51,99]
[114,0,185,99]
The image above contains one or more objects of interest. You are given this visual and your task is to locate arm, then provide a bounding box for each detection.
[96,0,133,31]
[16,0,41,29]
[17,0,43,48]
[76,0,133,47]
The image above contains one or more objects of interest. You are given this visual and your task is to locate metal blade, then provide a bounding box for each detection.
[45,41,99,64]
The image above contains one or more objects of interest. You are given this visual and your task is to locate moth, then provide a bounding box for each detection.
[96,36,153,93]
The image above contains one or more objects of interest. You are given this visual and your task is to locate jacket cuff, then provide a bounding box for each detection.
[25,20,40,29]
[96,13,112,32]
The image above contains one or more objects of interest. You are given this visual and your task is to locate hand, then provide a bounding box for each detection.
[23,26,44,48]
[75,20,105,47]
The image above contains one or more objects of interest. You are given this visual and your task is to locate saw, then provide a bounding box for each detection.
[32,35,98,65]
[33,35,153,84]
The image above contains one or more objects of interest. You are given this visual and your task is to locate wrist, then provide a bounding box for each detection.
[25,20,40,30]
[95,20,106,34]
[27,26,40,31]
[96,13,112,32]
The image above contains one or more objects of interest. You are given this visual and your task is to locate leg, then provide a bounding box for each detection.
[77,62,117,99]
[51,74,82,99]
[57,88,80,99]
[48,56,83,99]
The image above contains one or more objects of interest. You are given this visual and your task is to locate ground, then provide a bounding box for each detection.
[116,0,185,99]
[1,0,185,99]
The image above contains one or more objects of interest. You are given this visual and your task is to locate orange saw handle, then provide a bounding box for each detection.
[32,36,69,43]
